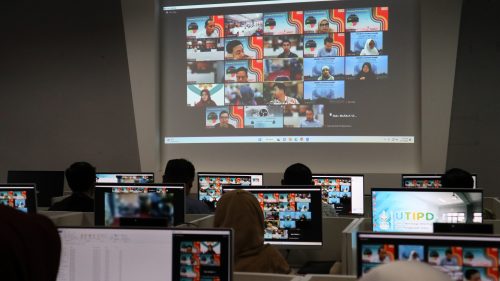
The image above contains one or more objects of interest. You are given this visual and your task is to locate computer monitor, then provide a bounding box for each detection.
[94,183,185,227]
[96,172,155,183]
[197,172,263,209]
[312,174,364,215]
[222,185,322,247]
[372,188,483,233]
[7,170,64,207]
[0,184,37,213]
[357,232,500,280]
[402,174,478,188]
[57,227,233,281]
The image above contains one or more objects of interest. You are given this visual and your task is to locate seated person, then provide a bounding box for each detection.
[214,189,290,273]
[282,163,337,217]
[0,205,61,280]
[441,168,474,188]
[49,161,95,212]
[163,158,211,214]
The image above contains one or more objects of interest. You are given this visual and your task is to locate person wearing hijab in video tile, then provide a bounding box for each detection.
[360,39,379,56]
[214,189,290,273]
[359,261,452,281]
[0,205,61,281]
[195,89,217,107]
[357,62,376,80]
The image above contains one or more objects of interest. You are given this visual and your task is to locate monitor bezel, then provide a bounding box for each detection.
[401,173,478,188]
[94,183,186,226]
[95,172,155,183]
[222,185,323,248]
[312,174,365,215]
[57,226,233,281]
[356,231,500,277]
[0,183,38,214]
[370,187,484,232]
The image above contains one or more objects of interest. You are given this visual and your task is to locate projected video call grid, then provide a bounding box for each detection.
[103,186,181,227]
[198,175,259,210]
[313,176,353,215]
[185,7,389,129]
[359,234,500,281]
[95,174,155,184]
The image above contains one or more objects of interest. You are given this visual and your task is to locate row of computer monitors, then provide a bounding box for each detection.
[4,171,478,209]
[55,228,500,281]
[0,183,484,246]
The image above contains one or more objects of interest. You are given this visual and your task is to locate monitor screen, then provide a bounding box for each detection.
[0,184,37,213]
[222,185,322,246]
[96,173,155,184]
[312,174,364,215]
[357,232,500,280]
[402,174,478,189]
[371,188,483,233]
[94,184,185,227]
[7,170,64,207]
[198,172,263,209]
[57,227,232,281]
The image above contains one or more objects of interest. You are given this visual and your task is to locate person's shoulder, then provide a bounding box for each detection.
[290,52,298,57]
[186,197,212,214]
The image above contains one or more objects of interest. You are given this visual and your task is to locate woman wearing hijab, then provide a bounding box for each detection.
[214,189,290,273]
[195,89,217,107]
[360,39,379,56]
[0,205,61,281]
[357,62,376,80]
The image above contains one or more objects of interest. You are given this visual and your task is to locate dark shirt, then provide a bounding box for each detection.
[49,193,94,212]
[187,197,211,214]
[214,123,235,128]
[277,51,298,58]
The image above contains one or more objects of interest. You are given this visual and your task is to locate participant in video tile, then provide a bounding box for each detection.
[201,18,219,38]
[440,249,459,266]
[318,37,337,57]
[269,82,299,104]
[277,38,299,58]
[317,65,334,80]
[463,268,486,281]
[214,111,235,128]
[300,108,322,128]
[225,84,258,106]
[226,39,252,60]
[195,89,218,107]
[186,38,224,62]
[235,67,249,83]
[225,13,264,37]
[360,39,380,56]
[357,62,376,80]
[187,61,224,84]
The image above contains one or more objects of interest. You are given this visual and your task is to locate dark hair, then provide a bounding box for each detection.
[273,82,286,92]
[65,162,96,193]
[464,251,474,259]
[378,246,385,253]
[226,40,243,54]
[204,18,213,27]
[305,108,314,114]
[362,62,372,71]
[464,269,480,280]
[324,37,334,44]
[363,248,372,255]
[282,163,312,185]
[441,168,474,189]
[281,38,291,45]
[200,89,212,100]
[219,110,229,117]
[236,67,248,75]
[445,249,452,255]
[162,159,195,192]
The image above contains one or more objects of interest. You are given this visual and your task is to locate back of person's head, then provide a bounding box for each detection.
[0,205,61,281]
[65,161,96,193]
[214,190,264,257]
[441,168,474,189]
[359,261,452,281]
[282,163,312,185]
[162,158,195,191]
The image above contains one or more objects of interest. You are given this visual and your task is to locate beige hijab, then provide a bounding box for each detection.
[214,189,290,273]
